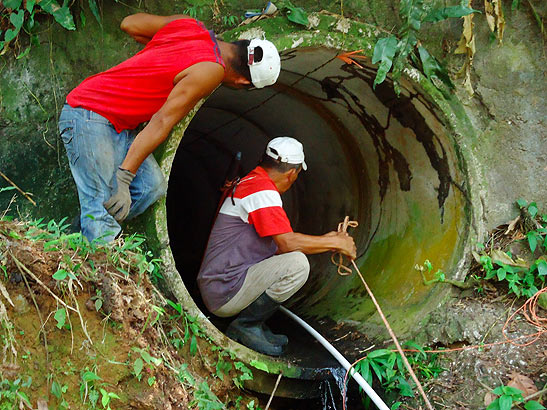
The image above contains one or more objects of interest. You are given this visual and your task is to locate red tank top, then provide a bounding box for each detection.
[67,19,225,133]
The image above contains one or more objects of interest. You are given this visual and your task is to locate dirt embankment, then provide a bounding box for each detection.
[0,220,250,409]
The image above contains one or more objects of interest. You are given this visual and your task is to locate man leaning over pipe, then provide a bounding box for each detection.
[197,137,357,356]
[58,13,281,242]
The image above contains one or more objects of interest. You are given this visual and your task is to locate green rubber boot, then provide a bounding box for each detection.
[226,293,288,356]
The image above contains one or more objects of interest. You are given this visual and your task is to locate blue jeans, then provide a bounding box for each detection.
[58,105,167,242]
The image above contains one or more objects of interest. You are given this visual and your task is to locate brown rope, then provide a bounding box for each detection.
[333,217,434,410]
[331,216,358,276]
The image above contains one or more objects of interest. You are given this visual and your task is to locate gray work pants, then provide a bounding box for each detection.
[213,251,310,318]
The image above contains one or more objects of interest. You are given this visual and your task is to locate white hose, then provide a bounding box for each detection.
[279,306,390,410]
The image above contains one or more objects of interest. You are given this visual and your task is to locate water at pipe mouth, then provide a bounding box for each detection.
[166,47,470,372]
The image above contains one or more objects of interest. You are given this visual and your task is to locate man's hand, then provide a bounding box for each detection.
[104,168,136,222]
[333,231,357,260]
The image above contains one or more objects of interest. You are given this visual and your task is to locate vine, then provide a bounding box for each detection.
[0,0,103,56]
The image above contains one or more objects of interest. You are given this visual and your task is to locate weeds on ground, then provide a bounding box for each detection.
[163,298,260,409]
[418,199,546,298]
[0,377,32,409]
[486,383,545,410]
[355,341,444,409]
[475,200,546,298]
[0,217,259,408]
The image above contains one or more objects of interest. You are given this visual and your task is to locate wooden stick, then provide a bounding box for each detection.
[0,170,36,206]
[264,372,283,410]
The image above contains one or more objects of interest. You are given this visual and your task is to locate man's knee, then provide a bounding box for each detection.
[288,251,309,270]
[141,167,167,204]
[287,251,310,283]
[150,174,167,202]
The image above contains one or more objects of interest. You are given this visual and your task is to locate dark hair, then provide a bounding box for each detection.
[260,152,302,173]
[231,39,263,84]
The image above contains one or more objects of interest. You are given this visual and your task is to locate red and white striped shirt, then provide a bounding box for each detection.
[198,166,292,312]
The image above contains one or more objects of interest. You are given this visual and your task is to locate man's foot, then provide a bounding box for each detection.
[226,321,284,356]
[224,293,287,356]
[262,324,288,346]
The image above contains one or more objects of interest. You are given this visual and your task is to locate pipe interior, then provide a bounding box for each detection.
[166,47,470,365]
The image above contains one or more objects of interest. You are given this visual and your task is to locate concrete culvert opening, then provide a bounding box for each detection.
[164,47,471,397]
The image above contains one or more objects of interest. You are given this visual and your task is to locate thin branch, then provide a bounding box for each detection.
[11,253,77,313]
[523,387,547,402]
[0,170,36,206]
[264,372,283,410]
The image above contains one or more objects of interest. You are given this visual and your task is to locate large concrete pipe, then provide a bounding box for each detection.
[142,22,477,396]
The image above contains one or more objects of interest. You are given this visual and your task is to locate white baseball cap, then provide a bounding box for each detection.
[248,38,281,89]
[265,137,307,170]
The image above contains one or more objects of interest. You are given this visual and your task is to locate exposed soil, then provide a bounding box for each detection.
[0,220,253,409]
[403,294,546,409]
[402,212,547,410]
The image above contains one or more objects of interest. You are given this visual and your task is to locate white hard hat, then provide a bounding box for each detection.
[247,38,281,89]
[266,137,307,170]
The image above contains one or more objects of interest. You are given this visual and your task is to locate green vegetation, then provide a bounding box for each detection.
[1,0,78,56]
[486,383,545,410]
[474,199,546,297]
[371,0,478,93]
[419,199,546,298]
[0,216,261,409]
[0,377,31,409]
[354,341,444,409]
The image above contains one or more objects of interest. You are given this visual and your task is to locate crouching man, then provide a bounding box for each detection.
[197,137,356,356]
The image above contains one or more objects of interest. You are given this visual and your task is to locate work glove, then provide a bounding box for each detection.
[104,167,136,222]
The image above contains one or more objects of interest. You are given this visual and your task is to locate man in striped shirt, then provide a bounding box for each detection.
[198,137,356,356]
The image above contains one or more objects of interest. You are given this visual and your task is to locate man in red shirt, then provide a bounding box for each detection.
[198,137,357,356]
[59,13,280,242]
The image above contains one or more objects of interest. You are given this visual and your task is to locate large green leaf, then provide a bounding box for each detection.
[54,308,67,329]
[88,0,102,25]
[39,0,76,30]
[51,381,62,399]
[487,398,501,410]
[133,358,144,378]
[10,9,25,30]
[537,260,547,276]
[4,0,22,9]
[502,385,524,398]
[424,6,479,23]
[82,371,101,383]
[397,377,414,397]
[524,400,546,410]
[499,395,513,410]
[26,0,36,13]
[286,5,308,26]
[527,232,538,253]
[418,45,454,88]
[250,360,269,372]
[372,36,397,88]
[367,348,393,359]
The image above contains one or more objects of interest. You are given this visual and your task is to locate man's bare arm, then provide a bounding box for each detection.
[120,13,191,44]
[119,62,224,174]
[273,231,357,259]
